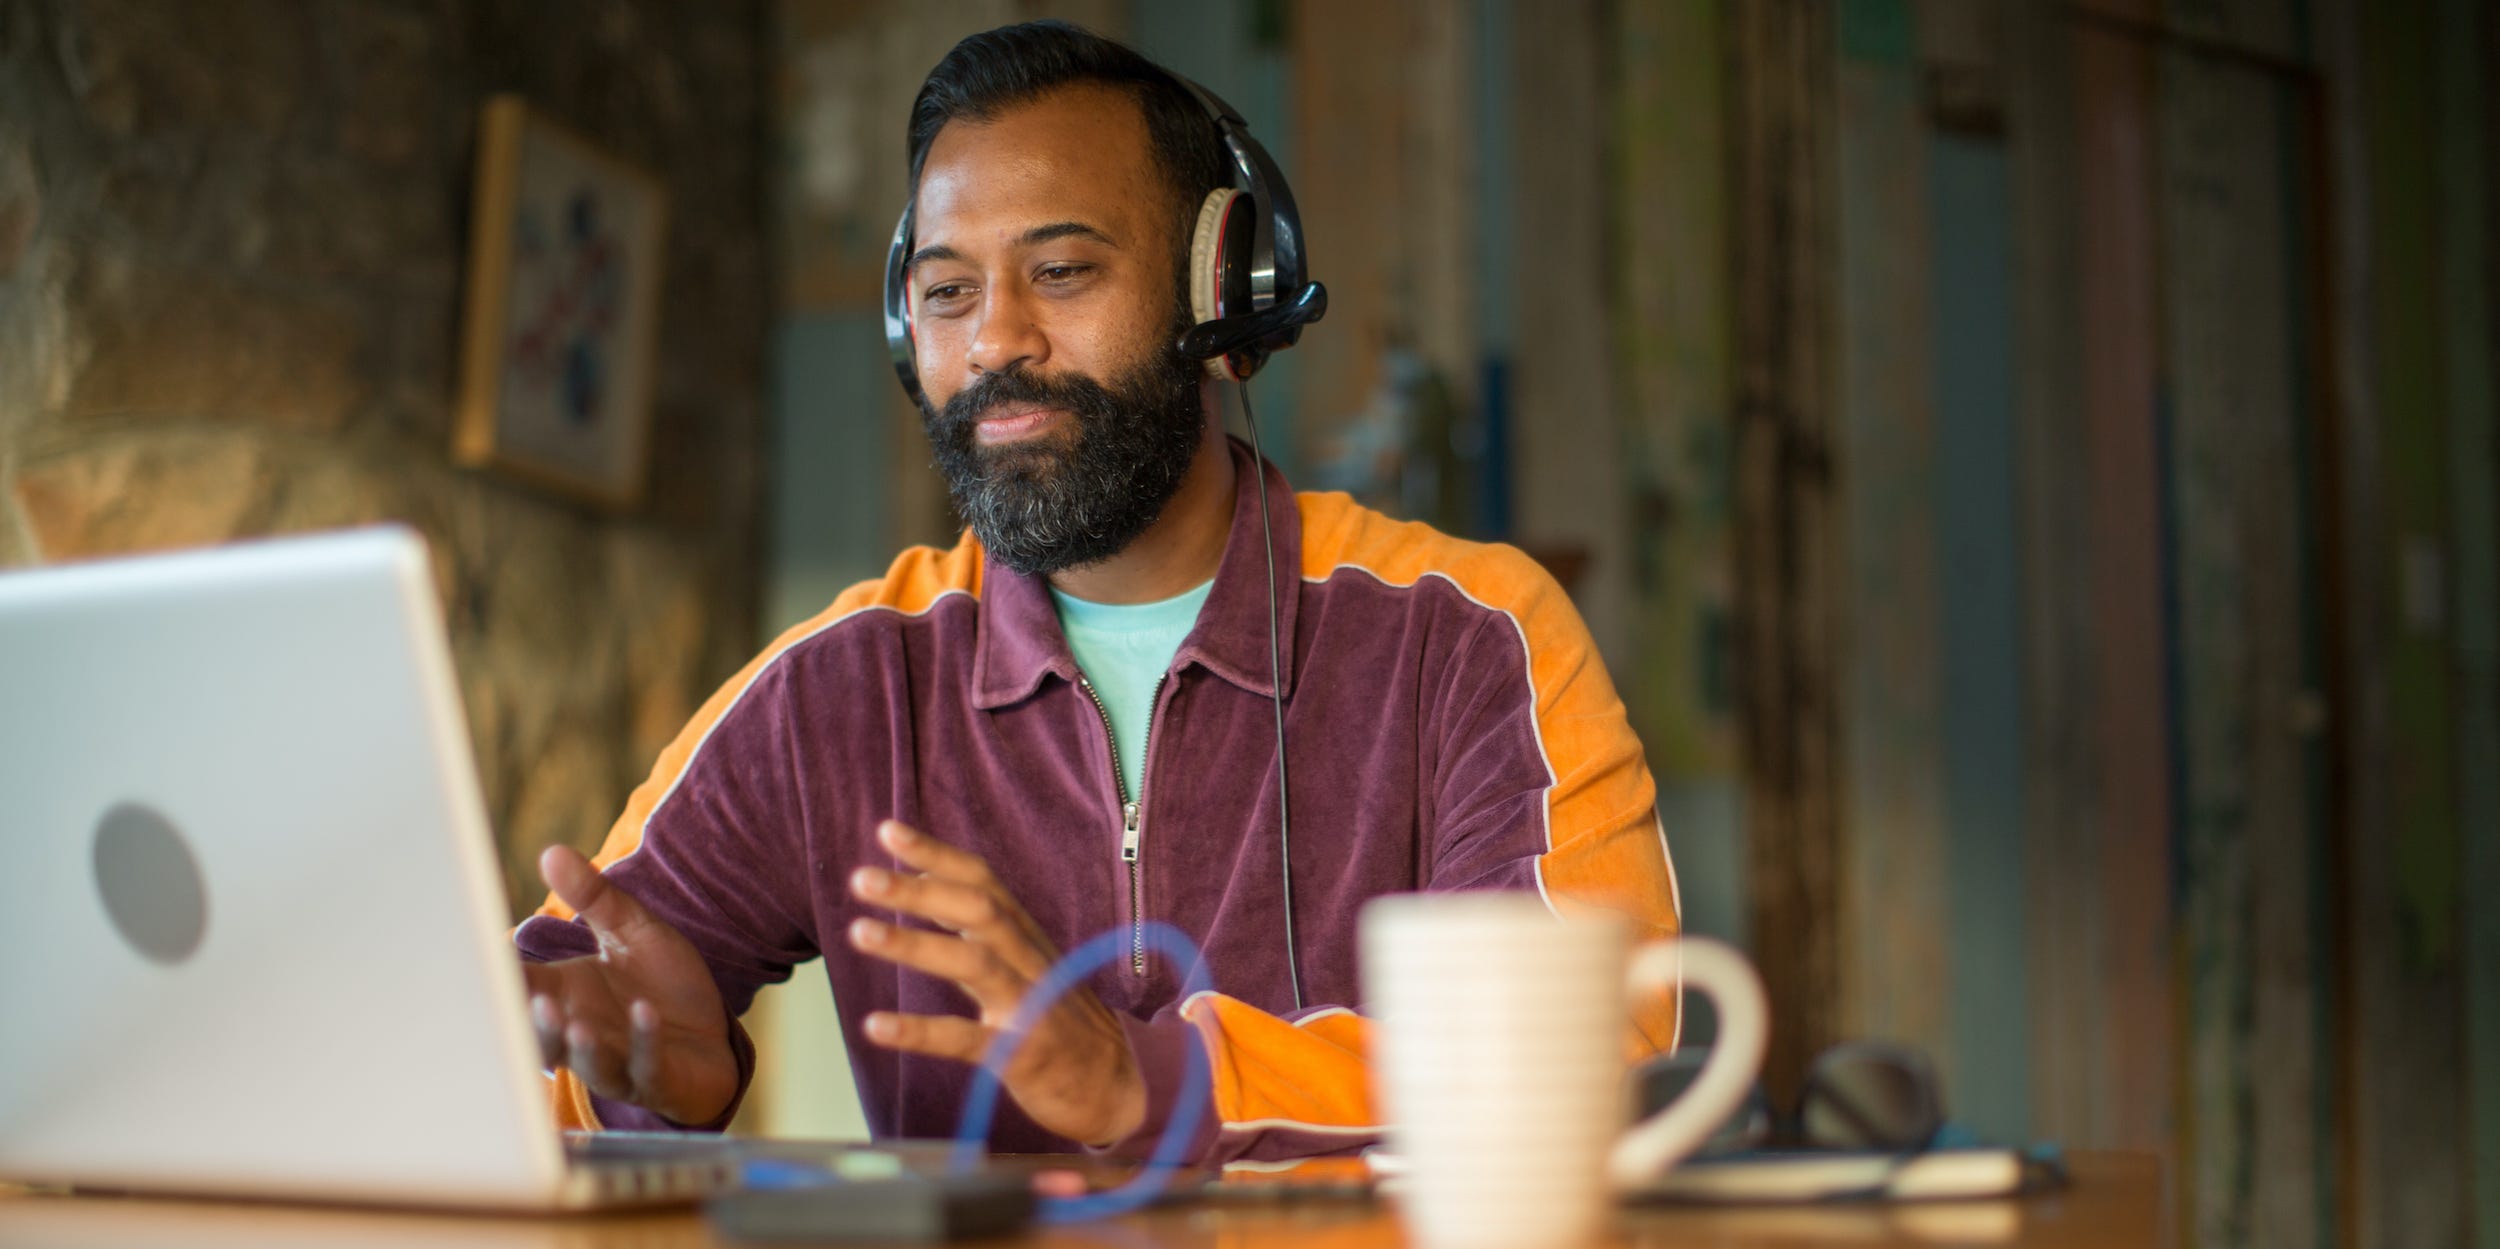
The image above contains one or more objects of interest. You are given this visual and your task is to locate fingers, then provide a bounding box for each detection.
[528,986,695,1123]
[538,843,606,913]
[626,999,664,1103]
[848,917,1022,1004]
[851,865,1060,980]
[875,820,995,886]
[855,823,1056,950]
[567,1017,631,1101]
[873,823,1053,948]
[523,959,584,1069]
[862,1010,991,1063]
[849,864,1010,936]
[531,993,566,1069]
[523,959,636,1091]
[537,844,654,952]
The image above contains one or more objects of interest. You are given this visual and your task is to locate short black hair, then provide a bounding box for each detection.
[907,22,1230,262]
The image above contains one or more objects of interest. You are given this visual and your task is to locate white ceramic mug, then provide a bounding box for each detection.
[1361,892,1769,1249]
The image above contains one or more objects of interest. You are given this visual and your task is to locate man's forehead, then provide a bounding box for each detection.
[912,84,1163,250]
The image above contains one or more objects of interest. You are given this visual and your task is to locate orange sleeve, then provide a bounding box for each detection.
[1187,997,1381,1139]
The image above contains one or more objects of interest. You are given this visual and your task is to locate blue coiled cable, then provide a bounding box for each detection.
[948,921,1214,1224]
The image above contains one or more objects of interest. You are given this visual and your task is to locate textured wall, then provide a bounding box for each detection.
[0,0,769,916]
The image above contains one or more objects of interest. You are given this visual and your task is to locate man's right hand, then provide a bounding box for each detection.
[520,844,738,1127]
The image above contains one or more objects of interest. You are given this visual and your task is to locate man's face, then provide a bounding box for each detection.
[906,84,1207,576]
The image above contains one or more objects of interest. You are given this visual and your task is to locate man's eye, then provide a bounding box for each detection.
[1037,264,1091,284]
[921,282,969,305]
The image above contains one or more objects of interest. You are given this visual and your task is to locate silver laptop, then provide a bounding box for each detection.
[0,526,737,1210]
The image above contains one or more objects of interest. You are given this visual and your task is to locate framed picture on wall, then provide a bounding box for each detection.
[454,94,668,511]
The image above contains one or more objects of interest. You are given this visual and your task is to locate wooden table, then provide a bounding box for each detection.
[0,1152,2164,1248]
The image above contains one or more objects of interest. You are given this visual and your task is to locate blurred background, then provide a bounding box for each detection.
[0,1,2492,1246]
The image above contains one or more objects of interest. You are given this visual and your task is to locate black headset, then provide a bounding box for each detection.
[879,70,1326,1013]
[881,73,1327,403]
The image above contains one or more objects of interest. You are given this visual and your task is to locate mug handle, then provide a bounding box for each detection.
[1606,936,1770,1189]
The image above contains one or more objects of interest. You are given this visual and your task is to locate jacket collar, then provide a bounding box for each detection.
[971,437,1302,710]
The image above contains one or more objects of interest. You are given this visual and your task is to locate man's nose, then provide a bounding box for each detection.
[964,286,1048,377]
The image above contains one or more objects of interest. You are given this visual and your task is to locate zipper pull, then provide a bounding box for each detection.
[1120,801,1141,863]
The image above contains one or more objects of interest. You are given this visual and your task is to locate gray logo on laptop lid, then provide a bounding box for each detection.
[93,802,208,964]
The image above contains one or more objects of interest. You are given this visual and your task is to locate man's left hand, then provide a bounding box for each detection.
[845,819,1147,1147]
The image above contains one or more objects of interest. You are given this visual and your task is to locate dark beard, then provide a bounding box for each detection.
[919,336,1208,577]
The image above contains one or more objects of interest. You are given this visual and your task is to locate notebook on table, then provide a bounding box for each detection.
[1625,1146,2051,1204]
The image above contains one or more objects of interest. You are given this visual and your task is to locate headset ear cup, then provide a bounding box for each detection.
[1188,187,1253,380]
[899,274,925,394]
[884,201,927,407]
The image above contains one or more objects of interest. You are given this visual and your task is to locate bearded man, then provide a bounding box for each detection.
[514,20,1681,1165]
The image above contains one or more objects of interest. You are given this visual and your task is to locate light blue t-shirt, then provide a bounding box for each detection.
[1048,579,1214,801]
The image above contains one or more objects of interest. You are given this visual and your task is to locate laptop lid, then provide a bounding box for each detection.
[0,527,573,1207]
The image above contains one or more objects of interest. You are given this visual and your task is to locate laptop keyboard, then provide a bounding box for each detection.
[564,1130,746,1163]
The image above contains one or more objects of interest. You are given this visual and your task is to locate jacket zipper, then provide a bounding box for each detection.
[1076,672,1167,975]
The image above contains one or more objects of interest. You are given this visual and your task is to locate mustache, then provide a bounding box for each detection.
[933,368,1119,437]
